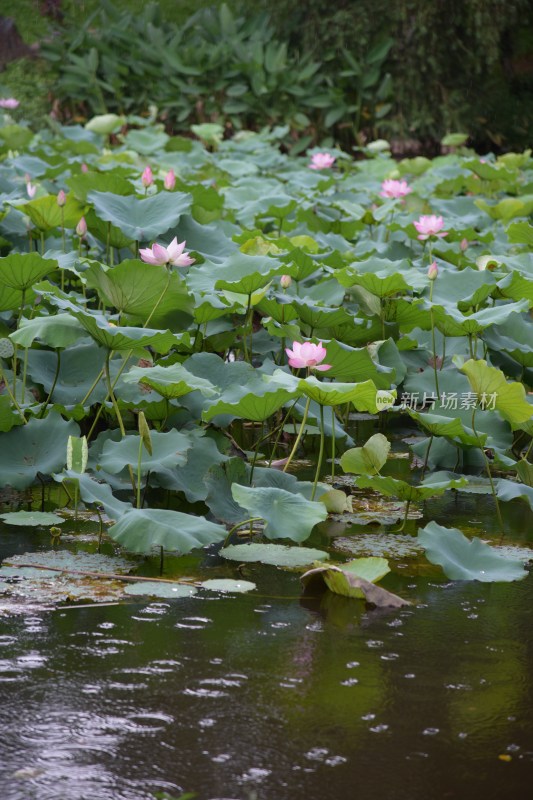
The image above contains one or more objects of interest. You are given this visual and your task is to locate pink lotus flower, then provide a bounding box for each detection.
[309,152,336,170]
[26,181,37,199]
[285,341,332,371]
[76,217,87,237]
[0,98,19,109]
[428,261,438,280]
[57,189,66,207]
[413,214,447,241]
[81,163,89,173]
[141,166,153,188]
[164,169,176,191]
[139,237,195,267]
[380,179,412,199]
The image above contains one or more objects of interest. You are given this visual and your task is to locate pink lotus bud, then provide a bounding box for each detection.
[26,182,37,199]
[141,166,153,188]
[57,190,66,207]
[460,238,468,252]
[0,98,19,109]
[280,274,292,289]
[428,262,438,281]
[76,216,87,237]
[81,163,89,173]
[164,169,176,191]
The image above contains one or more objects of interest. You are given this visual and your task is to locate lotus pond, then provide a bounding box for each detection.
[0,110,532,797]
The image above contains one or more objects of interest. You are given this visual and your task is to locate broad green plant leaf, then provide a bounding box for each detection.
[87,190,192,241]
[300,561,409,607]
[19,194,85,231]
[230,484,327,542]
[98,431,192,475]
[107,508,227,554]
[67,435,88,474]
[10,314,85,349]
[0,511,65,527]
[200,579,256,593]
[220,543,329,567]
[0,253,57,292]
[123,363,216,400]
[354,472,468,503]
[497,478,533,511]
[340,433,391,475]
[418,521,528,582]
[0,413,79,489]
[123,581,197,598]
[458,359,532,424]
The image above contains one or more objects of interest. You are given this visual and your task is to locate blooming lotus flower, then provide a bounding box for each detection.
[141,166,153,188]
[413,214,447,241]
[309,152,336,170]
[139,237,195,267]
[285,341,332,371]
[0,98,19,109]
[164,169,176,191]
[380,179,412,199]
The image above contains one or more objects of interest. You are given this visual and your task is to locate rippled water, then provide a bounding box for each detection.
[1,492,533,800]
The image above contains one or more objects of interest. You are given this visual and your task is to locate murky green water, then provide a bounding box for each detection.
[1,489,533,800]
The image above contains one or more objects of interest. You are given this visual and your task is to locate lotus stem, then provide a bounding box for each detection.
[104,350,137,496]
[471,408,504,536]
[223,517,263,547]
[420,434,433,481]
[283,396,311,473]
[429,280,440,398]
[311,404,325,500]
[331,406,336,481]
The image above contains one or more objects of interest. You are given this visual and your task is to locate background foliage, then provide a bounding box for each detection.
[1,0,532,152]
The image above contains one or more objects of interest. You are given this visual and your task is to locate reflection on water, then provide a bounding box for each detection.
[1,492,533,800]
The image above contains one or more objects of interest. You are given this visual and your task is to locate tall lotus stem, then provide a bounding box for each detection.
[471,407,504,536]
[428,263,440,398]
[283,396,311,473]
[104,350,137,496]
[311,404,325,500]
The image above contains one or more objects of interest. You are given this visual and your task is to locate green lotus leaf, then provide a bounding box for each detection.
[337,258,416,298]
[321,339,393,388]
[123,581,197,598]
[431,299,530,337]
[430,268,497,311]
[459,359,532,424]
[107,508,227,554]
[67,435,88,474]
[0,395,25,432]
[497,478,533,511]
[10,314,85,349]
[355,472,468,503]
[19,194,86,231]
[497,271,533,304]
[418,521,528,582]
[300,560,409,607]
[0,413,79,489]
[506,221,533,247]
[98,430,193,475]
[292,298,353,329]
[297,375,383,411]
[85,113,126,134]
[340,433,391,475]
[482,314,533,368]
[0,511,65,527]
[57,471,132,520]
[0,253,57,292]
[153,429,228,502]
[210,252,285,295]
[200,579,256,593]
[84,260,193,322]
[476,196,533,222]
[0,285,35,312]
[406,410,483,447]
[123,363,216,400]
[220,543,329,567]
[202,372,301,423]
[124,128,169,154]
[230,484,328,542]
[66,172,135,202]
[87,190,192,241]
[85,208,134,249]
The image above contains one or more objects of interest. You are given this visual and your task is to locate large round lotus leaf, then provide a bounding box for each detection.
[66,171,135,202]
[322,339,393,389]
[85,113,125,134]
[220,543,329,567]
[0,395,25,433]
[107,508,227,554]
[340,433,391,475]
[0,413,79,489]
[322,557,390,599]
[202,373,301,423]
[210,252,285,295]
[231,484,327,543]
[0,511,65,527]
[87,190,192,241]
[123,581,197,598]
[84,260,193,321]
[6,550,134,573]
[123,363,216,400]
[10,314,85,349]
[337,258,415,298]
[417,522,528,582]
[354,472,468,503]
[297,375,381,411]
[19,194,86,231]
[431,299,530,337]
[0,253,57,292]
[459,358,533,424]
[200,579,256,593]
[98,430,193,475]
